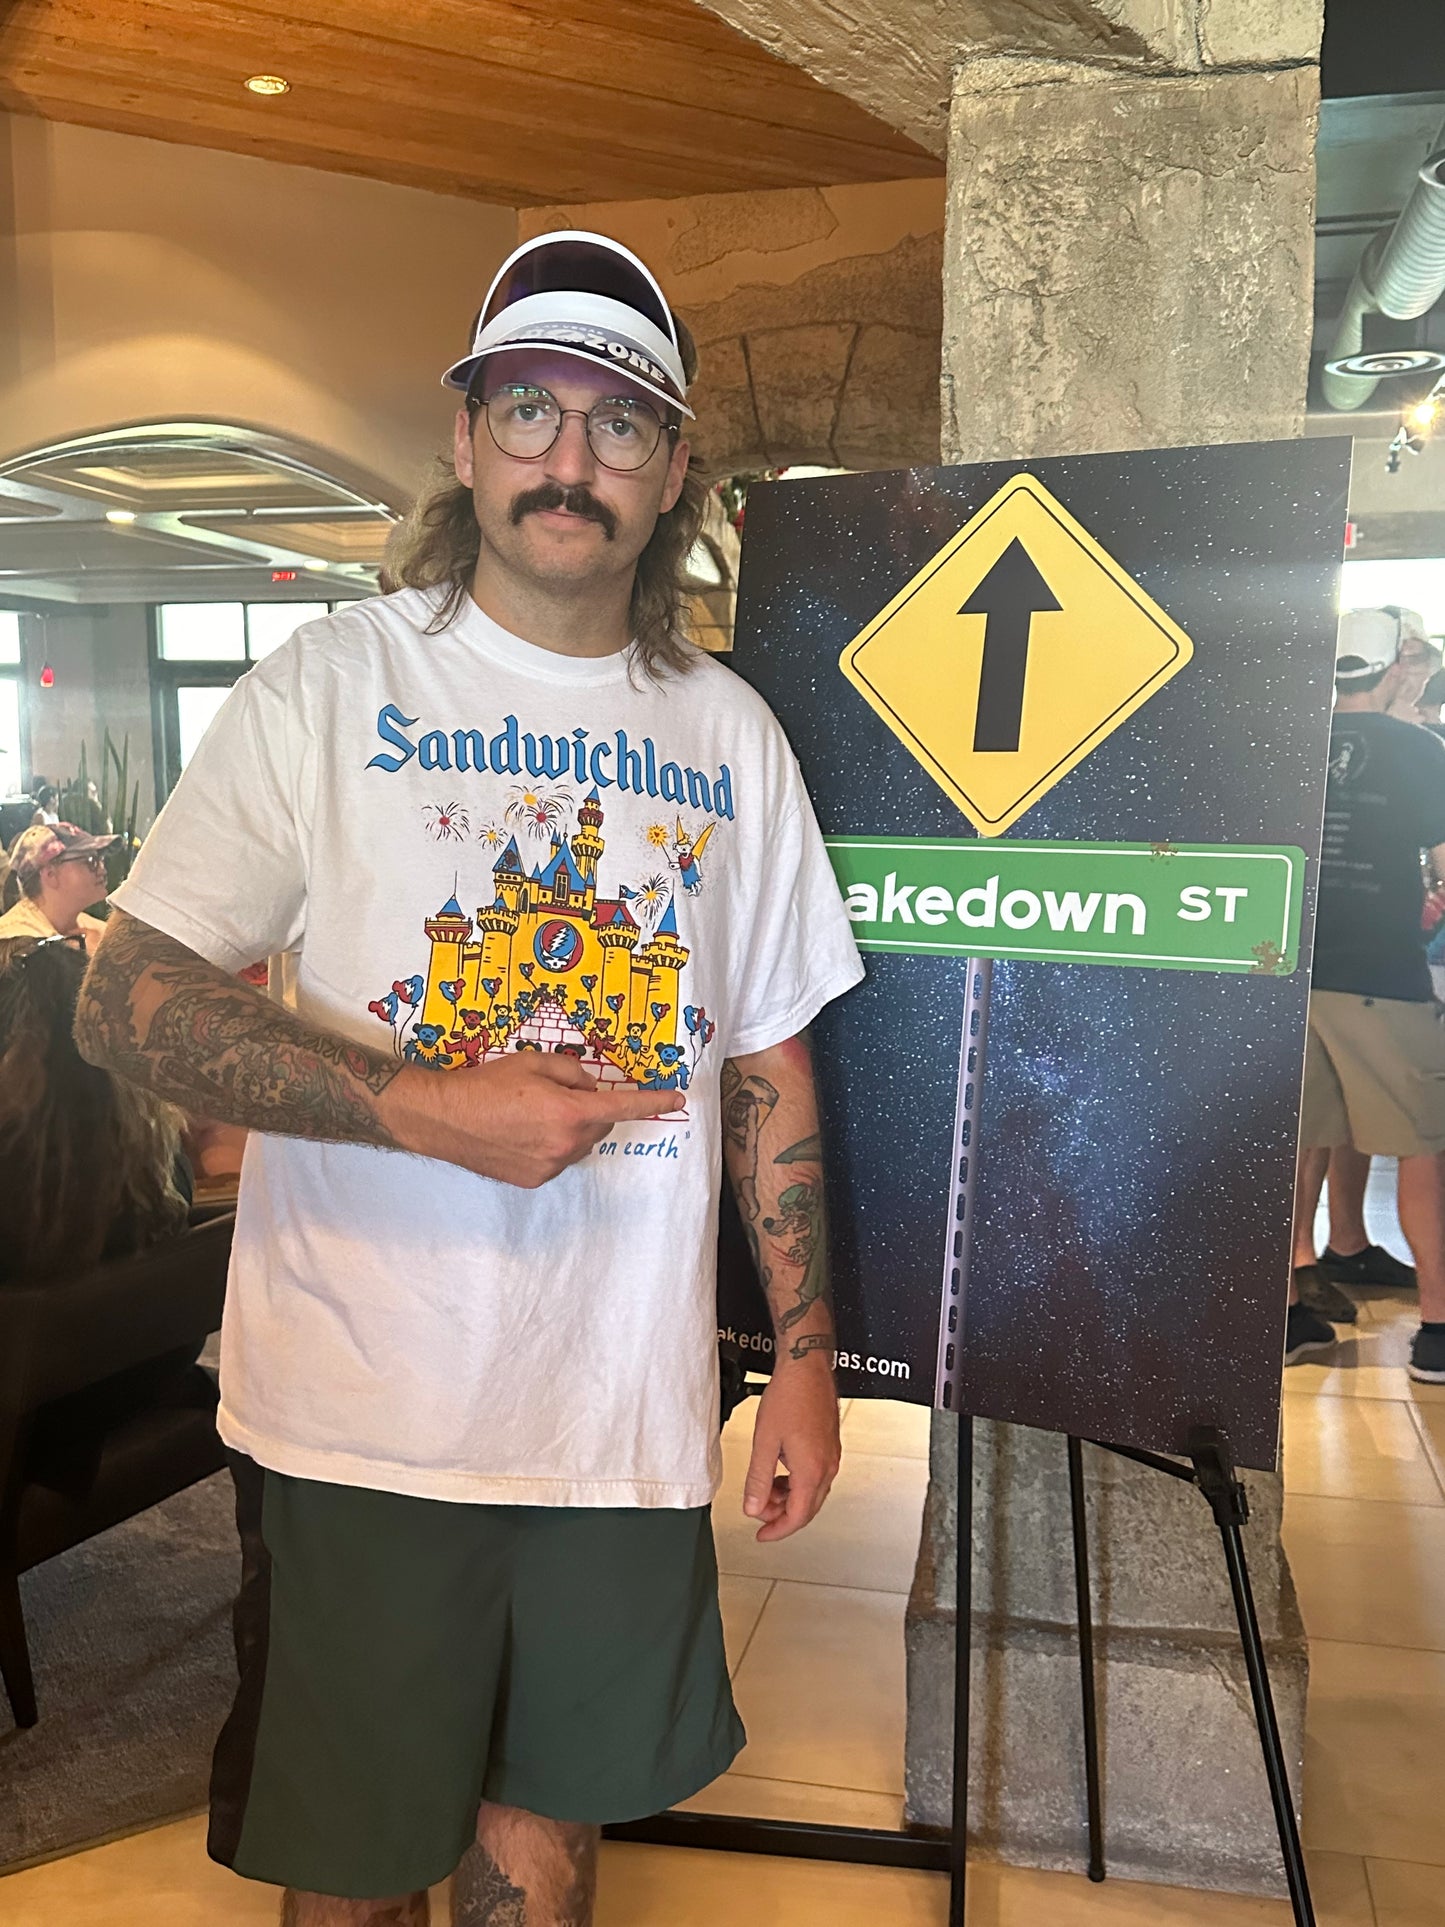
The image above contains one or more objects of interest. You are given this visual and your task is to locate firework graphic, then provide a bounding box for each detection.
[505,784,574,843]
[645,822,671,850]
[631,871,671,935]
[423,801,471,843]
[476,821,509,853]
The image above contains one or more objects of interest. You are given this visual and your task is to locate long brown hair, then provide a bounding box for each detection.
[382,320,708,680]
[0,937,188,1281]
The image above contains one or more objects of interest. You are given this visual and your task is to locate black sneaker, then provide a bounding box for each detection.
[1293,1264,1359,1324]
[1318,1243,1418,1292]
[1408,1328,1445,1384]
[1284,1303,1338,1366]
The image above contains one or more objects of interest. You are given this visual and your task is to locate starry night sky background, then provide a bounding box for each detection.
[719,439,1352,1470]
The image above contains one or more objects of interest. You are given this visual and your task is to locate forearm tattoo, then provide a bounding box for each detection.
[721,1057,780,1292]
[74,912,400,1147]
[722,1040,835,1361]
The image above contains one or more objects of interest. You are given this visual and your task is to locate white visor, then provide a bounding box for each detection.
[442,290,693,420]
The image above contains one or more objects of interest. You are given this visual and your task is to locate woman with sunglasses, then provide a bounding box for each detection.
[0,821,117,946]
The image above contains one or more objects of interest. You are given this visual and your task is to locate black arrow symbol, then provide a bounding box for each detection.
[961,538,1063,752]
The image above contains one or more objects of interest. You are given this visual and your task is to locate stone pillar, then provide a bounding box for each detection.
[906,44,1321,1899]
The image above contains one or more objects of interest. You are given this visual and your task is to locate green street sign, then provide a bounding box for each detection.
[826,837,1304,975]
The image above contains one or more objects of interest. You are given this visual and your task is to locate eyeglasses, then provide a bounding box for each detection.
[479,384,678,473]
[57,852,108,876]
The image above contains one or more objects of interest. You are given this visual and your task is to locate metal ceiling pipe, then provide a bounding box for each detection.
[1323,137,1445,411]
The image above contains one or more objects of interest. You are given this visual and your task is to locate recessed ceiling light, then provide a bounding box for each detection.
[245,74,290,96]
[303,557,328,569]
[105,509,137,525]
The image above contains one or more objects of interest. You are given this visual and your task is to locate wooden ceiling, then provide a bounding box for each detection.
[0,0,941,205]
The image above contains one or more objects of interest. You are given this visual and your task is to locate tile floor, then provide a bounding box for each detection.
[3,1165,1443,1923]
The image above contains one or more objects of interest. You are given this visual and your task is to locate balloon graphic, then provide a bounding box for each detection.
[582,975,598,992]
[394,975,423,1006]
[702,1020,716,1046]
[607,993,625,1013]
[369,993,399,1025]
[519,963,535,981]
[684,1005,699,1034]
[439,979,464,1005]
[481,978,502,997]
[650,1002,670,1023]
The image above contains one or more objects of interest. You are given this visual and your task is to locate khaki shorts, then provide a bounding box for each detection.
[1302,990,1445,1158]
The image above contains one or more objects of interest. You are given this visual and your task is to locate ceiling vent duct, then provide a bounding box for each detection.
[1323,136,1445,411]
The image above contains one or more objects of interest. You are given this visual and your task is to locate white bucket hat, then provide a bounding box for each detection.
[442,231,693,420]
[1336,606,1425,681]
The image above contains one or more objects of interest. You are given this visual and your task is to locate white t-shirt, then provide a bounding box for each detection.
[114,588,863,1507]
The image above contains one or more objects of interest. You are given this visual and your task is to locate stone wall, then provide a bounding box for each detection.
[696,0,1324,155]
[520,179,946,475]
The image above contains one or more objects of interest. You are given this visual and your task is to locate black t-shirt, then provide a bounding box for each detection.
[1313,710,1445,1001]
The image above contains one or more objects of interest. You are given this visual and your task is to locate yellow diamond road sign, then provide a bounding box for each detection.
[838,473,1194,837]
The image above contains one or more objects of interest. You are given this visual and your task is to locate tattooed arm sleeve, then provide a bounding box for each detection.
[720,1032,834,1366]
[75,909,402,1147]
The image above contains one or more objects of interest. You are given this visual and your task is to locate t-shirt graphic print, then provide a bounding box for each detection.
[113,588,863,1509]
[363,715,726,1107]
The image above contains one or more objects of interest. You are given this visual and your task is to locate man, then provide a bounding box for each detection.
[1418,664,1445,740]
[1310,611,1441,1308]
[1381,604,1440,723]
[0,820,116,944]
[76,231,863,1927]
[1289,609,1445,1380]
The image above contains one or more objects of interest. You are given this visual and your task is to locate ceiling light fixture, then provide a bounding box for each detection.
[303,557,328,570]
[245,74,290,96]
[105,508,137,525]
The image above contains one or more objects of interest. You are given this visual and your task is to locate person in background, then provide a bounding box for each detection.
[0,934,190,1281]
[1381,605,1439,724]
[0,821,116,944]
[32,783,60,826]
[1290,611,1445,1378]
[1418,666,1445,739]
[0,933,204,1485]
[1318,629,1445,1290]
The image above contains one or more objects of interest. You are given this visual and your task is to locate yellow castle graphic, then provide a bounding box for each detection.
[418,789,693,1082]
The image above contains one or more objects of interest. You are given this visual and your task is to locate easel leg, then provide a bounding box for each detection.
[1190,1429,1316,1927]
[1066,1438,1105,1882]
[949,1412,973,1927]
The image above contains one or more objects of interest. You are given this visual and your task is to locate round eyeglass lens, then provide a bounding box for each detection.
[484,387,665,471]
[585,398,663,470]
[486,388,562,456]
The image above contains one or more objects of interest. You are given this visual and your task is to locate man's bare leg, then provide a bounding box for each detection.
[1396,1152,1445,1323]
[455,1803,599,1926]
[281,1895,427,1925]
[1291,1145,1332,1295]
[1325,1144,1372,1255]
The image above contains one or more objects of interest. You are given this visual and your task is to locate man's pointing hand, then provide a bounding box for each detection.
[382,1050,685,1187]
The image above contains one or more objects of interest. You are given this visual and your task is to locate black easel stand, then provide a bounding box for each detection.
[1078,1424,1316,1927]
[607,1414,1312,1927]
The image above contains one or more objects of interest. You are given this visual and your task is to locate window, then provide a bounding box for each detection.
[1340,559,1445,641]
[0,612,22,796]
[151,598,364,798]
[158,602,246,662]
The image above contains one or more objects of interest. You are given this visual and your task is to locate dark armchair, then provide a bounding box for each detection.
[0,1213,233,1727]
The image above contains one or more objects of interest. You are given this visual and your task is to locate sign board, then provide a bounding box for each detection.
[839,474,1194,835]
[720,439,1351,1469]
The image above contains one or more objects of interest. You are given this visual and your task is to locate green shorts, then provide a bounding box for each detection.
[208,1453,744,1899]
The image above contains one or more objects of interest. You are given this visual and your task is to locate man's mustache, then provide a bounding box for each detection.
[510,484,617,540]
